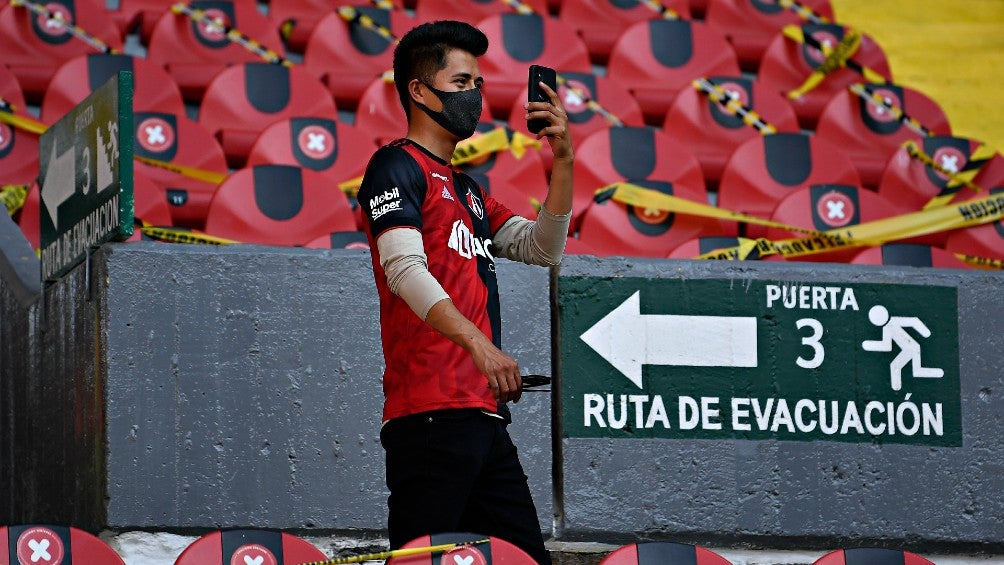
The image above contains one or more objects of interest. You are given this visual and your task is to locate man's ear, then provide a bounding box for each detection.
[408,79,426,106]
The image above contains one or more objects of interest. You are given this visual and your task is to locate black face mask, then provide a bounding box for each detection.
[414,82,482,140]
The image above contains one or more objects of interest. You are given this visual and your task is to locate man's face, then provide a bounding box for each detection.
[422,48,483,108]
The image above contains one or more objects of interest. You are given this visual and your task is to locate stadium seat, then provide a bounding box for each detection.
[1,524,126,564]
[599,541,732,565]
[0,108,40,186]
[608,18,740,125]
[506,71,646,150]
[126,169,176,241]
[877,135,991,214]
[0,0,124,103]
[811,548,936,565]
[662,75,800,189]
[758,22,892,129]
[270,0,405,53]
[475,13,592,118]
[689,0,709,18]
[572,126,707,230]
[815,83,952,188]
[302,7,418,110]
[705,0,835,71]
[765,184,902,262]
[354,75,494,147]
[133,111,229,229]
[16,182,41,249]
[204,164,357,245]
[480,177,540,220]
[146,0,285,102]
[387,533,537,564]
[456,123,550,206]
[112,0,184,44]
[0,63,28,112]
[668,235,762,260]
[850,243,971,269]
[944,178,1004,264]
[246,117,377,190]
[564,235,599,256]
[717,133,861,237]
[558,0,692,64]
[415,0,550,26]
[578,177,713,258]
[41,53,186,124]
[303,230,370,250]
[199,62,338,168]
[174,529,327,564]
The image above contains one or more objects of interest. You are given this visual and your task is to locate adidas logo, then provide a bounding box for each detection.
[441,186,455,201]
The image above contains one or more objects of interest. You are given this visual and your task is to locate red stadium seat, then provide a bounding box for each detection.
[246,117,377,189]
[690,0,709,18]
[199,62,338,168]
[41,53,186,124]
[475,13,592,117]
[816,83,951,188]
[125,170,176,241]
[354,75,493,147]
[812,548,936,565]
[147,0,285,102]
[559,0,691,64]
[1,525,125,565]
[608,18,740,125]
[1,63,28,111]
[758,22,891,129]
[717,133,861,237]
[599,542,732,565]
[765,184,902,262]
[415,0,550,26]
[204,164,357,245]
[112,0,181,44]
[387,533,536,564]
[564,235,599,256]
[850,243,971,270]
[133,111,229,229]
[877,135,991,214]
[506,71,646,150]
[705,0,835,71]
[572,126,707,230]
[0,108,40,186]
[481,178,540,220]
[270,0,405,53]
[302,7,418,110]
[457,123,550,210]
[0,0,123,103]
[578,177,713,258]
[944,177,1004,264]
[173,529,327,565]
[668,235,761,259]
[303,230,370,250]
[662,75,800,189]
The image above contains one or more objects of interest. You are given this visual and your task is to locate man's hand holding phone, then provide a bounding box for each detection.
[525,64,572,162]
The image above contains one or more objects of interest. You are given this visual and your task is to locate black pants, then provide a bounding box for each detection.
[381,408,552,565]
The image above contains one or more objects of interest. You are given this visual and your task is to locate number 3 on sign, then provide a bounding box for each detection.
[795,318,824,369]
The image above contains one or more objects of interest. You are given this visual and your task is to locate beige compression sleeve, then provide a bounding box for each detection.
[376,228,450,321]
[491,207,571,267]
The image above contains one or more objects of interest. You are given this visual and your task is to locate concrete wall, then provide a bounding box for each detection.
[556,256,1004,553]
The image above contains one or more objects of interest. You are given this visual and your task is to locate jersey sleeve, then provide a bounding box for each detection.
[485,193,518,235]
[359,145,428,236]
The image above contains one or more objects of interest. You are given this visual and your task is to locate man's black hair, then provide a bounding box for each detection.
[392,20,489,118]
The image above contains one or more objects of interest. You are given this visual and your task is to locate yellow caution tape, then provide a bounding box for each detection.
[901,140,995,209]
[640,0,681,19]
[171,2,292,66]
[0,105,47,135]
[337,6,399,45]
[11,0,118,53]
[339,176,363,198]
[140,223,239,245]
[849,83,933,137]
[692,77,778,135]
[452,126,542,166]
[1,184,28,216]
[501,0,537,14]
[597,182,825,236]
[954,253,1004,270]
[696,191,1004,260]
[785,25,862,98]
[556,74,624,127]
[777,0,830,24]
[135,156,228,185]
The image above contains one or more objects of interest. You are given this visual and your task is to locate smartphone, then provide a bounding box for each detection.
[527,64,557,134]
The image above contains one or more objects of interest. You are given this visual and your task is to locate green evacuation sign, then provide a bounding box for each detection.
[559,277,961,446]
[39,71,134,283]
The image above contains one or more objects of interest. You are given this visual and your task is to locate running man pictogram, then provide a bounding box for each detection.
[861,305,944,391]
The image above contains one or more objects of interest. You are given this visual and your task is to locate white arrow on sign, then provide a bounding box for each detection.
[41,140,76,227]
[580,291,758,388]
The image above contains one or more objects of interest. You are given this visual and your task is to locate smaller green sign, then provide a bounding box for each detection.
[39,71,134,283]
[560,277,961,447]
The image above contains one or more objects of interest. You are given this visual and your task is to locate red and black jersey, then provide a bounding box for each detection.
[359,139,517,422]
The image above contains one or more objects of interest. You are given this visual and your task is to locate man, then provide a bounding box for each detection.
[357,19,573,565]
